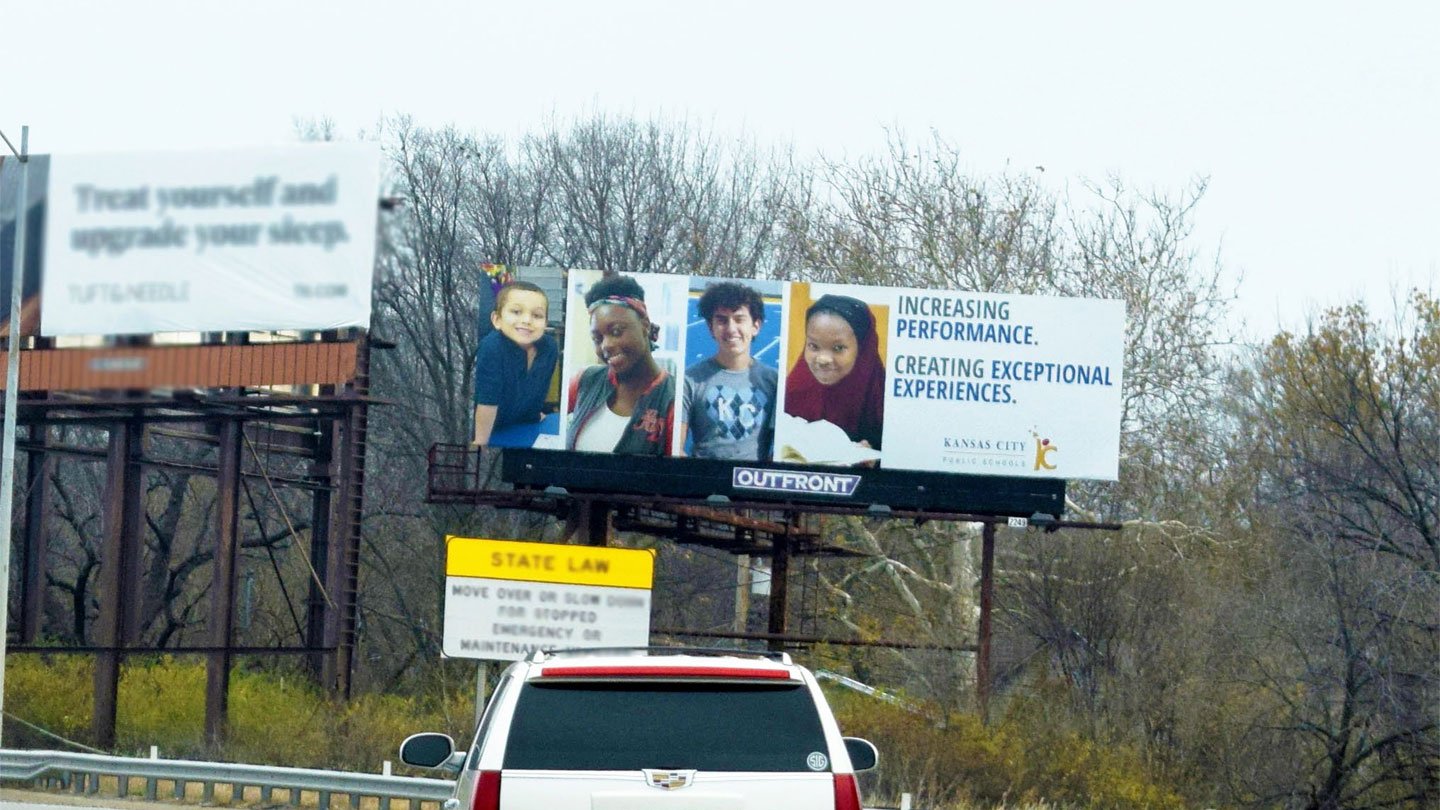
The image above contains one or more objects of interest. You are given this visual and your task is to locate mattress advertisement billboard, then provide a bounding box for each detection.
[4,143,381,336]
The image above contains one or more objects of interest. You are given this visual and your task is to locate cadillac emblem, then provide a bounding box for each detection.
[644,769,696,790]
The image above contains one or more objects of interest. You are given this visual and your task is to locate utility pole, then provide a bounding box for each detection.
[0,124,32,748]
[733,554,751,634]
[977,520,996,723]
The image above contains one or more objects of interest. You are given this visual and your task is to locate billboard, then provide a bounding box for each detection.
[475,270,1124,481]
[18,143,379,336]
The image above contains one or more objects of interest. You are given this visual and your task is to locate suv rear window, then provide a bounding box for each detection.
[502,681,829,772]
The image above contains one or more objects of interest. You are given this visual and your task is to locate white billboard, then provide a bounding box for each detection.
[40,143,379,335]
[442,537,656,661]
[490,272,1124,480]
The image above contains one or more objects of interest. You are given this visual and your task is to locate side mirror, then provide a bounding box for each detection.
[843,737,878,772]
[400,732,457,769]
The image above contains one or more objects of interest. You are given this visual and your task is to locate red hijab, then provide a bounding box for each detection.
[784,295,886,449]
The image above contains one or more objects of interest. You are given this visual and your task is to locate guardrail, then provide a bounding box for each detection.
[0,748,455,810]
[2,748,915,810]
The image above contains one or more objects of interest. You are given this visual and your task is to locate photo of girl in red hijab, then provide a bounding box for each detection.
[783,294,886,458]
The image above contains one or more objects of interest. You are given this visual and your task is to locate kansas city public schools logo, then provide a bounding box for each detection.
[645,769,696,790]
[1031,430,1058,471]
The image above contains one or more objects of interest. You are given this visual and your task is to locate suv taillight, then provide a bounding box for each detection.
[471,770,501,810]
[833,773,862,810]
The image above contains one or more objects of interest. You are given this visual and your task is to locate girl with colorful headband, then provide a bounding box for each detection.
[566,274,675,455]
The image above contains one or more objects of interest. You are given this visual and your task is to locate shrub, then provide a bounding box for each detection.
[4,655,475,771]
[8,655,1186,808]
[4,654,92,744]
[829,687,1187,810]
[115,656,208,756]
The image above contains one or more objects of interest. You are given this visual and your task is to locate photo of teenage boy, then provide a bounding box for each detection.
[472,281,559,447]
[784,293,887,451]
[566,274,675,455]
[680,281,777,460]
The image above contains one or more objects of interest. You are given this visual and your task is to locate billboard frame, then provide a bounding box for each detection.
[426,443,1120,723]
[6,332,377,751]
[498,447,1066,519]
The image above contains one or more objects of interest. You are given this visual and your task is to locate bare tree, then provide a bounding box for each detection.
[1065,176,1235,523]
[782,131,1064,291]
[529,113,805,277]
[815,518,982,710]
[1217,294,1440,807]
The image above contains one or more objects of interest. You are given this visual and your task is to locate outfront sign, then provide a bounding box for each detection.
[731,467,861,497]
[442,536,655,661]
[39,143,379,335]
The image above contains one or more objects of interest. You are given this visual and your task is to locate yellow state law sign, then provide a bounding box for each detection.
[445,536,655,589]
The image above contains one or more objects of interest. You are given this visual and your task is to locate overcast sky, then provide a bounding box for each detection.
[7,0,1436,341]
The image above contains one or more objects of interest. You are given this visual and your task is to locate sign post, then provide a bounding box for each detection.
[0,125,29,748]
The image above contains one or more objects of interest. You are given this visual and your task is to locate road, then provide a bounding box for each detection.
[1,788,174,810]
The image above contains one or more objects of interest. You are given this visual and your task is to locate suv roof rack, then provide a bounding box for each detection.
[530,646,792,665]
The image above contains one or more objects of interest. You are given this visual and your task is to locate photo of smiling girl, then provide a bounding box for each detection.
[777,285,888,466]
[564,273,681,455]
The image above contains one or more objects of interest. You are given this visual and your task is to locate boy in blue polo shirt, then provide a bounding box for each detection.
[472,281,559,447]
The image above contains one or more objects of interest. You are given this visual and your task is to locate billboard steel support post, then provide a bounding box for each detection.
[566,500,612,547]
[766,517,793,651]
[326,336,369,699]
[587,502,612,547]
[20,424,49,643]
[205,420,243,749]
[0,125,29,746]
[306,421,337,683]
[978,521,996,724]
[92,419,146,749]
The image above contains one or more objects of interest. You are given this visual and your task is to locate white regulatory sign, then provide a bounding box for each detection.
[442,537,655,661]
[443,577,652,661]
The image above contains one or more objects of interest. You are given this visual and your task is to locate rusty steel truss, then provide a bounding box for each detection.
[426,443,1120,720]
[5,333,373,750]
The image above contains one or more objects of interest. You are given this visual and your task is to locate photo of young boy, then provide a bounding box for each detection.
[472,281,560,448]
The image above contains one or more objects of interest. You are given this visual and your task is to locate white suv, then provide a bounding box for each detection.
[400,647,878,809]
